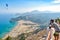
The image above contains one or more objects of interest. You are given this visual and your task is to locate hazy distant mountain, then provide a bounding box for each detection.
[10,10,60,28]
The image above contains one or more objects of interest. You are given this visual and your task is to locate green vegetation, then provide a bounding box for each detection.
[55,18,60,22]
[5,36,12,40]
[55,18,60,24]
[0,38,2,40]
[19,33,25,40]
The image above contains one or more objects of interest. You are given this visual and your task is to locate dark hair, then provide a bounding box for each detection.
[50,19,54,23]
[49,26,51,29]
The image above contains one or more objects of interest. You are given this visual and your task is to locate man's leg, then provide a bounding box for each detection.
[57,35,59,40]
[59,33,60,40]
[54,36,56,40]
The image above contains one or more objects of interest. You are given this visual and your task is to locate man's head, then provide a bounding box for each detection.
[50,19,54,23]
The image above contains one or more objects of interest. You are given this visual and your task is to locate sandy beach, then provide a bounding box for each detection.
[3,20,40,39]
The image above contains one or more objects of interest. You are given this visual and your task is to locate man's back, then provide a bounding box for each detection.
[53,22,60,32]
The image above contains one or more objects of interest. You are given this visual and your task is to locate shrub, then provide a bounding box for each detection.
[5,36,12,40]
[0,38,2,40]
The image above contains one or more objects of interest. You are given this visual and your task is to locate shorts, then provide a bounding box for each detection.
[54,32,59,36]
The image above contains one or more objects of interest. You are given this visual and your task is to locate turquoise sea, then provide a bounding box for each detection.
[0,13,17,38]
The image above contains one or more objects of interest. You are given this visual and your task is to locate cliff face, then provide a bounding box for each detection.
[14,29,47,40]
[3,29,47,40]
[5,29,47,40]
[3,20,43,40]
[26,29,47,40]
[5,28,46,40]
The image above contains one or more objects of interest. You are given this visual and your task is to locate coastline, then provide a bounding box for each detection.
[3,20,40,40]
[0,21,17,38]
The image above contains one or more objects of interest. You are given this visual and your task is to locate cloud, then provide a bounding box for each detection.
[36,5,60,12]
[0,0,60,13]
[0,5,60,13]
[52,0,60,3]
[25,4,60,13]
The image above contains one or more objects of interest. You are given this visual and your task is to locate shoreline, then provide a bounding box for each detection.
[0,22,17,38]
[2,20,40,40]
[0,21,17,38]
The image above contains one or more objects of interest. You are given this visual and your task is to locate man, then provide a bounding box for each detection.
[46,19,55,40]
[50,19,60,40]
[46,19,60,40]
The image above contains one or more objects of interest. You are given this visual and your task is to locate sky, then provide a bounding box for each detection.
[0,0,60,13]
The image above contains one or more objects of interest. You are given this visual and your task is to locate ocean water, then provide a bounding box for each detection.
[0,13,17,38]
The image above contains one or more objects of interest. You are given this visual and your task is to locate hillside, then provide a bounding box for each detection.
[3,20,41,40]
[10,10,60,29]
[6,10,60,40]
[26,29,47,40]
